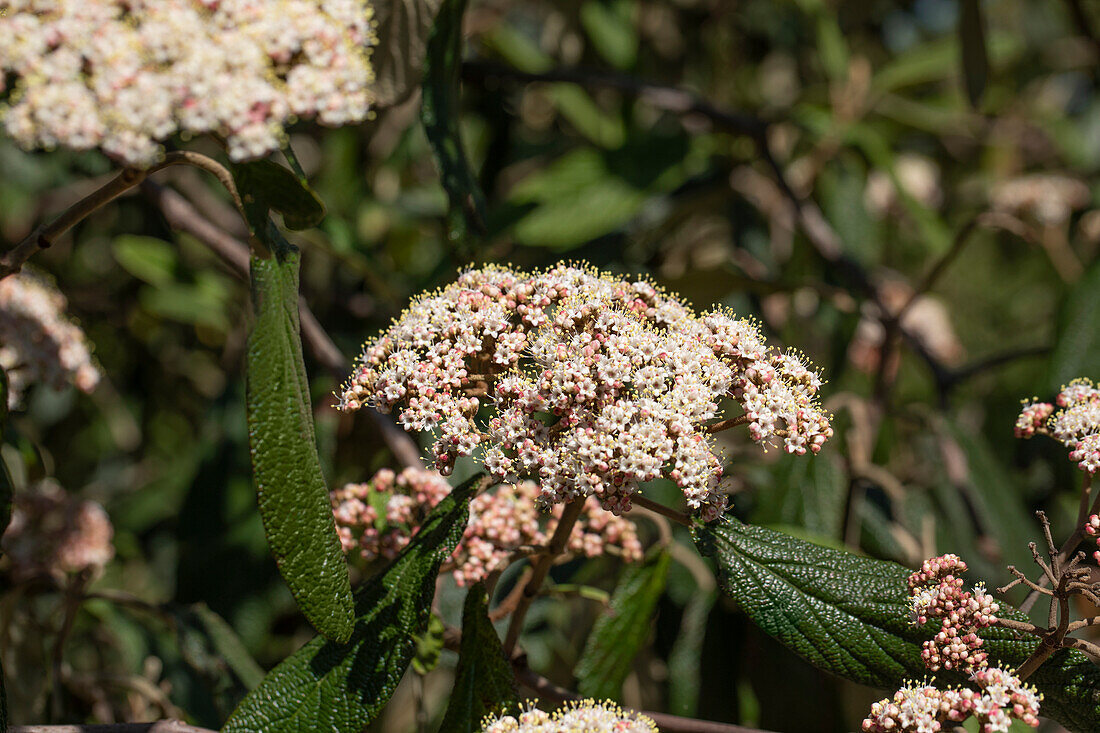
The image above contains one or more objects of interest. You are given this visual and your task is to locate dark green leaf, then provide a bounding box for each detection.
[221,474,480,733]
[421,0,487,246]
[575,550,670,700]
[371,0,445,107]
[752,452,846,539]
[438,583,518,733]
[411,613,446,675]
[1048,260,1100,393]
[667,584,716,716]
[695,516,1100,731]
[235,160,326,231]
[246,244,354,643]
[958,0,989,108]
[174,603,266,691]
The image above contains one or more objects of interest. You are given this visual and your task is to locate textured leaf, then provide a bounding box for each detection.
[575,550,670,699]
[439,583,518,733]
[221,474,479,733]
[246,242,354,643]
[235,160,325,230]
[371,0,444,107]
[958,0,989,108]
[421,0,487,244]
[695,516,1100,731]
[1048,261,1100,393]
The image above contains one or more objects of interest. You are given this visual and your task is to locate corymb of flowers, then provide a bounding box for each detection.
[0,0,375,166]
[339,264,833,521]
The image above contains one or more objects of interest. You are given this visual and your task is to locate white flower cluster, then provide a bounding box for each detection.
[862,669,1041,733]
[340,264,832,520]
[0,0,375,165]
[2,479,114,582]
[1014,379,1100,474]
[0,270,100,409]
[482,700,658,733]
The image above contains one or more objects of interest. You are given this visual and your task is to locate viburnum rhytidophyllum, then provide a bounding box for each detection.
[339,264,832,520]
[863,555,1041,733]
[1,479,114,582]
[0,0,374,166]
[331,468,643,586]
[0,270,100,409]
[481,700,658,733]
[1015,378,1100,474]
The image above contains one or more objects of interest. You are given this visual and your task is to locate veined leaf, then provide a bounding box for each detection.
[439,583,518,733]
[245,239,354,643]
[421,0,486,245]
[695,516,1100,731]
[575,550,670,700]
[371,0,445,107]
[221,474,480,733]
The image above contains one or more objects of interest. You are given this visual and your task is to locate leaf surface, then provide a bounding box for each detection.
[439,583,517,733]
[575,550,670,699]
[371,0,445,107]
[245,240,354,643]
[221,474,479,733]
[695,516,1100,731]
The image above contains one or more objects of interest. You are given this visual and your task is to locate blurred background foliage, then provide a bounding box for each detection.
[2,0,1100,730]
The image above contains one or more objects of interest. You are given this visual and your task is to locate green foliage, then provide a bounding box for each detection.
[411,613,447,675]
[439,583,518,733]
[234,160,326,231]
[1048,261,1100,393]
[245,243,354,643]
[371,0,445,107]
[575,549,670,700]
[695,516,1100,731]
[221,474,479,733]
[666,583,716,717]
[421,0,486,245]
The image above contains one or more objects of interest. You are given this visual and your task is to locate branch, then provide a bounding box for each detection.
[502,498,586,656]
[10,724,215,733]
[142,181,424,469]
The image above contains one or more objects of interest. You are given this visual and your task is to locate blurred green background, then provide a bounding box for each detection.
[2,0,1099,730]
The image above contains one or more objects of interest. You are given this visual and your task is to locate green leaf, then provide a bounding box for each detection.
[438,583,518,733]
[667,585,716,717]
[221,474,480,733]
[421,0,487,245]
[958,0,989,108]
[575,550,670,700]
[1048,260,1100,392]
[752,452,846,539]
[174,603,266,691]
[235,159,326,231]
[112,235,177,286]
[371,0,445,107]
[580,0,638,70]
[245,244,354,643]
[695,517,1100,731]
[411,613,446,675]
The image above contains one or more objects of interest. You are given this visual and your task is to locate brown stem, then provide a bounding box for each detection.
[1,152,241,281]
[705,414,751,433]
[629,494,693,528]
[990,617,1044,636]
[10,724,214,733]
[489,568,533,622]
[502,498,586,657]
[1022,474,1096,613]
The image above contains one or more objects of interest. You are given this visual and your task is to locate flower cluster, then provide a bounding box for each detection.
[1,480,114,582]
[1085,514,1100,563]
[339,264,832,520]
[862,669,1041,733]
[0,270,100,409]
[0,0,375,165]
[330,467,643,586]
[482,700,658,733]
[908,554,998,672]
[1014,379,1100,474]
